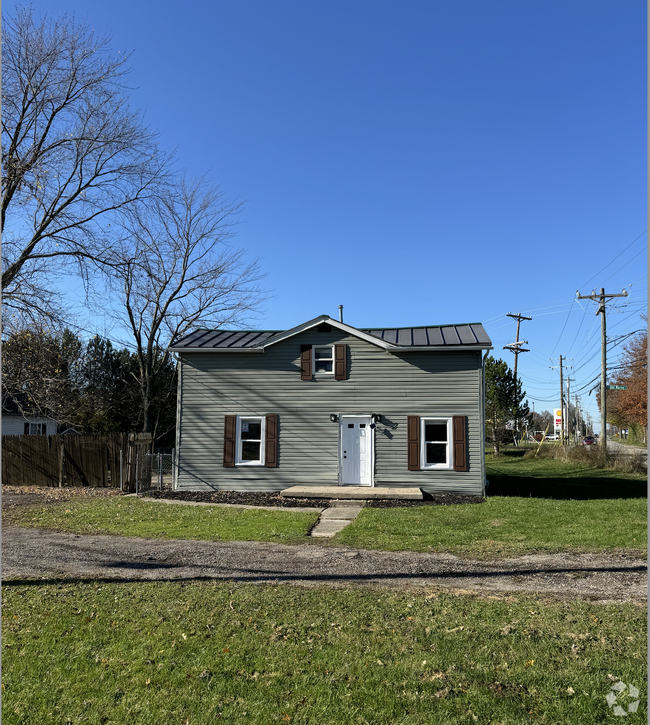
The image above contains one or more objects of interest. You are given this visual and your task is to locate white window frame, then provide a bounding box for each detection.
[312,345,334,375]
[420,417,453,470]
[236,416,265,466]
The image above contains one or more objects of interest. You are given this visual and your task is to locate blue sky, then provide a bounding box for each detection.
[5,0,647,430]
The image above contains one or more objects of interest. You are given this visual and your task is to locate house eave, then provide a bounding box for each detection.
[169,346,264,353]
[388,344,494,353]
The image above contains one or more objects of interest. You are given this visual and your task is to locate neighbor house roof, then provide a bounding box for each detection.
[169,315,492,353]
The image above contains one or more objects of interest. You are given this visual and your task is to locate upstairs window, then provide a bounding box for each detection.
[301,344,347,380]
[313,346,334,374]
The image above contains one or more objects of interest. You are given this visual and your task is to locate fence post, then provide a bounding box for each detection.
[120,449,123,492]
[58,442,65,488]
[172,447,176,490]
[159,452,162,490]
[135,455,139,496]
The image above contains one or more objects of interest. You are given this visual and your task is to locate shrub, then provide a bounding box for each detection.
[524,443,647,474]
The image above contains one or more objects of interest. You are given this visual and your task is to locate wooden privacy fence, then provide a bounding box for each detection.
[2,433,153,491]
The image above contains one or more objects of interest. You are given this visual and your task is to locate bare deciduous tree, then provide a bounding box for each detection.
[1,5,167,319]
[109,176,264,435]
[1,316,82,426]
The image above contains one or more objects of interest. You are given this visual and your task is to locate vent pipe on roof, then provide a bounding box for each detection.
[338,305,343,322]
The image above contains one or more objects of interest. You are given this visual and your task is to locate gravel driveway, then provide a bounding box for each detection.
[3,526,645,604]
[2,486,646,603]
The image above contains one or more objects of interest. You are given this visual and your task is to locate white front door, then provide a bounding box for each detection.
[340,416,372,486]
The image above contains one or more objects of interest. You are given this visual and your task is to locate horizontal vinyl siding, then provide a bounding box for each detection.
[1,416,56,436]
[176,331,484,495]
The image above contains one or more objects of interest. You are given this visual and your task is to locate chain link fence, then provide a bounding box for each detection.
[135,451,175,495]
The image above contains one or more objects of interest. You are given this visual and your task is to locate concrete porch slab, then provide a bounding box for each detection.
[282,486,423,500]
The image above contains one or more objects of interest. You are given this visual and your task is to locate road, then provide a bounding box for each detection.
[605,438,647,457]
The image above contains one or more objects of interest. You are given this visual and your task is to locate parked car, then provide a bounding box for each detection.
[583,436,595,445]
[546,434,559,441]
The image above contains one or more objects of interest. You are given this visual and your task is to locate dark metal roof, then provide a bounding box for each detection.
[170,328,282,350]
[363,323,491,347]
[170,321,492,351]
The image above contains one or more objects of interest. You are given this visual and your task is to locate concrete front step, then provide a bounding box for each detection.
[282,485,423,500]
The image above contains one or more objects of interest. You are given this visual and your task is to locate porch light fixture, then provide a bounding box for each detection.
[330,414,338,422]
[371,413,382,423]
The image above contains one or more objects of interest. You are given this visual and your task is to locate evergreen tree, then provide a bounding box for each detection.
[485,356,530,455]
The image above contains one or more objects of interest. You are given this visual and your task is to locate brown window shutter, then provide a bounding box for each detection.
[265,414,278,467]
[334,344,347,380]
[24,422,30,435]
[407,416,420,470]
[452,416,468,471]
[223,415,236,467]
[300,345,312,380]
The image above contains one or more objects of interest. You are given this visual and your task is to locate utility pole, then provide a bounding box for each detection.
[550,356,572,443]
[565,377,573,444]
[503,313,532,443]
[576,287,628,452]
[559,355,564,443]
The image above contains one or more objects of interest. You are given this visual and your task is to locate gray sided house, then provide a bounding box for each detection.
[169,315,493,496]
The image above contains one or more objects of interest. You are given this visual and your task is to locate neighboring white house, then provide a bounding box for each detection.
[1,414,57,436]
[1,399,57,436]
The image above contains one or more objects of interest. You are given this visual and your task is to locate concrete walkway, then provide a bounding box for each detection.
[310,500,365,538]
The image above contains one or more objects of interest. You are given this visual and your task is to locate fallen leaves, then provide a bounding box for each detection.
[421,671,446,682]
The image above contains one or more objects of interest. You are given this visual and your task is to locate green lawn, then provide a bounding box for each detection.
[5,497,319,544]
[485,449,646,500]
[3,580,646,725]
[6,452,646,558]
[337,496,646,558]
[337,452,646,557]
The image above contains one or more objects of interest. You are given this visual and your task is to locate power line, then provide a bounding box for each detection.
[601,246,648,285]
[579,229,647,289]
[549,298,575,356]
